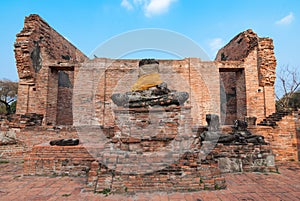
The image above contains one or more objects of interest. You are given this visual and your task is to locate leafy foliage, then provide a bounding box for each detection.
[10,101,17,114]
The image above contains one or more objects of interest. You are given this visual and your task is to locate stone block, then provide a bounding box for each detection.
[218,158,242,173]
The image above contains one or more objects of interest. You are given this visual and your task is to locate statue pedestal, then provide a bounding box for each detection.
[112,106,192,152]
[88,106,226,193]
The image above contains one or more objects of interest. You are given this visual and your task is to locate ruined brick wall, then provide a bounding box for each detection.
[189,59,220,125]
[243,50,266,122]
[247,112,299,161]
[216,29,277,122]
[74,58,219,127]
[0,127,78,160]
[14,16,276,128]
[23,144,94,176]
[257,38,277,86]
[14,14,87,125]
[216,29,258,61]
[258,38,277,116]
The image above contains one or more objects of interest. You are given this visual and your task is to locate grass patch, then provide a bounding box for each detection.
[199,178,203,184]
[13,175,22,179]
[97,188,111,196]
[269,166,280,174]
[270,170,280,174]
[0,160,9,164]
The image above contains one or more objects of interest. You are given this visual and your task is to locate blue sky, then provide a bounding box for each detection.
[0,0,299,81]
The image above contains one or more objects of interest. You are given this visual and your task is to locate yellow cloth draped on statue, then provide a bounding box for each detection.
[131,73,163,91]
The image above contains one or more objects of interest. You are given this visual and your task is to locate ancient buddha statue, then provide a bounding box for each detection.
[200,115,266,145]
[131,59,162,91]
[111,59,189,107]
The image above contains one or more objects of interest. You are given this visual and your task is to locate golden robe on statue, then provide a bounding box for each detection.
[111,59,189,108]
[131,63,163,91]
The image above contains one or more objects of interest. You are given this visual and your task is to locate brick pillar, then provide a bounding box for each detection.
[16,84,30,114]
[236,69,247,120]
[263,85,275,117]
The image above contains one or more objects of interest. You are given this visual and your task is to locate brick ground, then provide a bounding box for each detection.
[0,161,299,201]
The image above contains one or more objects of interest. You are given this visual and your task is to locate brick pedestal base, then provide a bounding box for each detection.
[87,106,226,193]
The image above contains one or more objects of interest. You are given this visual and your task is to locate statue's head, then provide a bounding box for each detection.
[233,120,248,131]
[139,59,159,67]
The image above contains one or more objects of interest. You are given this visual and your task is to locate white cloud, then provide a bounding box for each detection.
[120,0,177,17]
[121,0,134,11]
[209,38,224,51]
[144,0,177,17]
[276,12,294,25]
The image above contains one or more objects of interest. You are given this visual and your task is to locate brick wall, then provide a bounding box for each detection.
[0,126,78,160]
[216,29,276,123]
[23,144,94,176]
[243,50,266,122]
[257,38,277,87]
[257,38,277,117]
[247,112,299,161]
[74,58,220,127]
[73,56,273,127]
[14,14,87,124]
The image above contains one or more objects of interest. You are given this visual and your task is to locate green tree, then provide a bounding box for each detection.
[10,100,17,114]
[0,79,18,115]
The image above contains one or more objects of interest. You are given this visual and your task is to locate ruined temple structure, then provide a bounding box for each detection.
[15,15,278,127]
[0,14,299,193]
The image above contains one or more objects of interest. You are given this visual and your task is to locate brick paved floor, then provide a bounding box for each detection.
[0,161,299,201]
